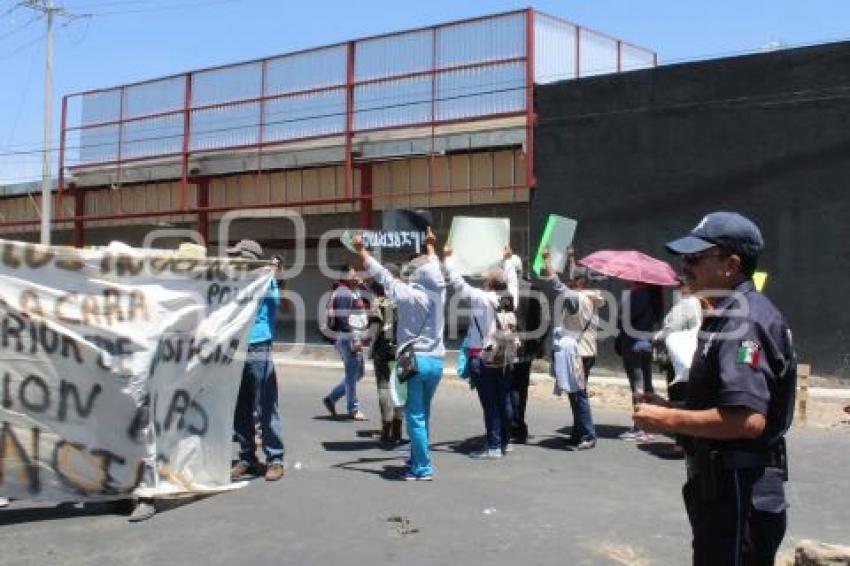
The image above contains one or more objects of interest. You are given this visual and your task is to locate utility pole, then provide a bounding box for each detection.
[41,0,54,246]
[18,1,84,246]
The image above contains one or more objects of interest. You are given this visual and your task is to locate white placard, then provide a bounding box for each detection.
[447,217,510,276]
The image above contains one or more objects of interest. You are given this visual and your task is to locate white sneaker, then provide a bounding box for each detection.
[0,497,9,508]
[503,443,515,454]
[470,448,503,460]
[619,429,639,441]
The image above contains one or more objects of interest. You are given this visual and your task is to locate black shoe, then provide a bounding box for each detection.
[322,397,337,418]
[390,418,403,443]
[380,423,393,445]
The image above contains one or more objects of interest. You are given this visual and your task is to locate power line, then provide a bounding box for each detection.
[68,0,158,8]
[2,27,41,148]
[85,0,245,16]
[0,11,41,41]
[0,30,43,60]
[3,77,850,165]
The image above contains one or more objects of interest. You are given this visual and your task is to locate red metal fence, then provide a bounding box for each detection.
[3,9,656,234]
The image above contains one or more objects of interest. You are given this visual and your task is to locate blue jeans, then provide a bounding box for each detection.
[406,354,443,477]
[234,341,284,463]
[329,339,365,414]
[623,347,654,399]
[568,356,596,441]
[473,358,513,451]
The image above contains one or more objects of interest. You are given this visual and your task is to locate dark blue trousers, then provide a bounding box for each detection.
[683,468,786,566]
[473,359,513,451]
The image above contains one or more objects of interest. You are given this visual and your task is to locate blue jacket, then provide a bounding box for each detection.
[249,278,280,344]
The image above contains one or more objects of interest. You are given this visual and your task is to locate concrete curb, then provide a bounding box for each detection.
[271,354,850,401]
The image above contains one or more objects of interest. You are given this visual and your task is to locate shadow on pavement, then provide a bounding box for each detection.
[0,501,124,526]
[0,494,216,527]
[536,435,574,451]
[356,429,382,438]
[431,436,484,456]
[312,415,359,423]
[331,456,408,481]
[637,441,685,461]
[556,424,633,440]
[321,440,382,451]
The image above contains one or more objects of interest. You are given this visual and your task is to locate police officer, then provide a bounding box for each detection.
[633,212,796,566]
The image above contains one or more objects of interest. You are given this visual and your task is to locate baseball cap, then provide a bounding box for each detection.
[226,239,263,259]
[666,212,764,257]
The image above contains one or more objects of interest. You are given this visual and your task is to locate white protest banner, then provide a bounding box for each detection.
[0,239,270,502]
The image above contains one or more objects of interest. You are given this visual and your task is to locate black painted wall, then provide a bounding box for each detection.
[533,41,850,379]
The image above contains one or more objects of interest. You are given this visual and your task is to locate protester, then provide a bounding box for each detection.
[615,281,661,441]
[634,212,797,565]
[351,228,445,480]
[542,248,604,449]
[445,244,519,459]
[510,262,547,444]
[230,239,285,482]
[366,279,404,445]
[322,267,369,421]
[126,401,157,522]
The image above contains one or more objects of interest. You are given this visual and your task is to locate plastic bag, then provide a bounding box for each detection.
[389,362,407,407]
[456,337,471,379]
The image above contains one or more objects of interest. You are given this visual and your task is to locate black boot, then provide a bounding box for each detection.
[390,417,403,443]
[380,422,393,445]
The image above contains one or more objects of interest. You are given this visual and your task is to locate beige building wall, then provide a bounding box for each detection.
[0,148,527,241]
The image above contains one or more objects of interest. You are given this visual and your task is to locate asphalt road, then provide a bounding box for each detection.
[1,365,847,566]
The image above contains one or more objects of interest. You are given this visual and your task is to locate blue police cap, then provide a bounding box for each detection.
[666,212,764,257]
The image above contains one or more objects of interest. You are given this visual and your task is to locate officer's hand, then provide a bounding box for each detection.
[633,403,673,434]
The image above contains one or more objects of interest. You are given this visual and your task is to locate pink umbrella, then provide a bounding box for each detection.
[578,250,680,286]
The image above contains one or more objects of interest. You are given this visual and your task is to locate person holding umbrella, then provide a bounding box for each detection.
[578,249,678,441]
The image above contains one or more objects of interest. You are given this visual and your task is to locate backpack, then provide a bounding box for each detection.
[322,292,338,336]
[322,286,368,337]
[479,299,520,368]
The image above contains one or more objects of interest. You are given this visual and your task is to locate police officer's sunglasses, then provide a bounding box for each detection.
[682,250,729,265]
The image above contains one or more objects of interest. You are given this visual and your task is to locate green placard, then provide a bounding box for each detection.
[340,230,357,254]
[532,215,577,275]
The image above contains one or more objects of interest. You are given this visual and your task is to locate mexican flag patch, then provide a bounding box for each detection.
[736,340,761,368]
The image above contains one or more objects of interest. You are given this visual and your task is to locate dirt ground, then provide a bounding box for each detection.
[457,370,850,432]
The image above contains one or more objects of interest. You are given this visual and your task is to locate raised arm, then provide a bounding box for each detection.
[351,234,419,304]
[502,244,519,308]
[542,248,579,315]
[424,226,438,259]
[442,243,489,302]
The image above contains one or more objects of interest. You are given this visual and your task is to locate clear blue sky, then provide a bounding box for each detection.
[0,0,846,184]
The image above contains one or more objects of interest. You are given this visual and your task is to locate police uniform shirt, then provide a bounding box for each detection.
[683,279,797,513]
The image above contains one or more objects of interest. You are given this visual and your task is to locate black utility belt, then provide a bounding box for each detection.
[686,446,787,480]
